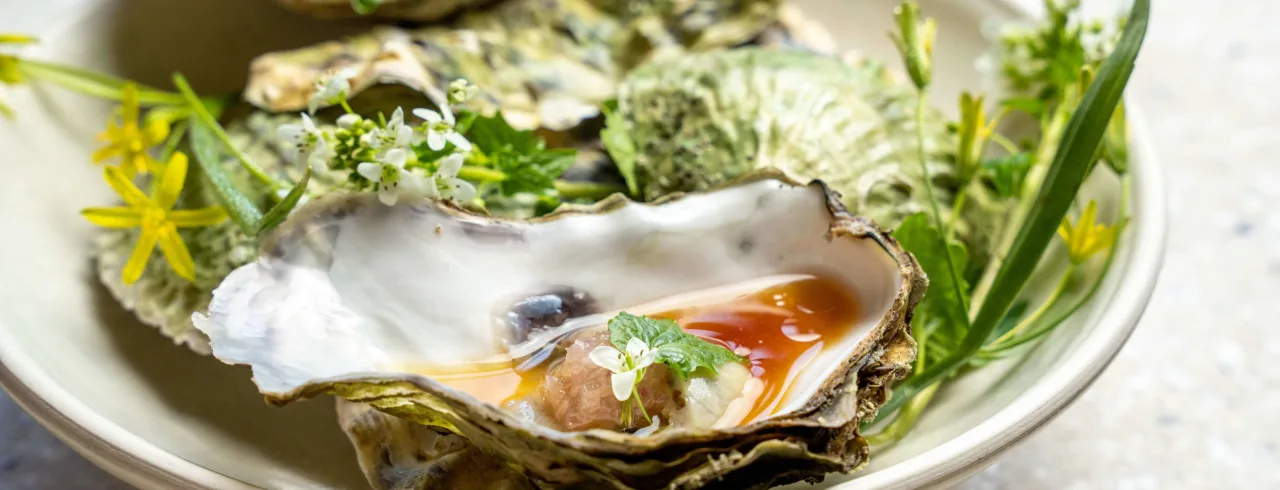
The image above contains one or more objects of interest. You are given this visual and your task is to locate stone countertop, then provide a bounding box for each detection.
[2,0,1277,488]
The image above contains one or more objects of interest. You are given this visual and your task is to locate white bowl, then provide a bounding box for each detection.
[0,0,1164,488]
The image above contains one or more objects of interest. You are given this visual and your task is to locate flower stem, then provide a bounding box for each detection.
[865,382,940,446]
[17,59,185,105]
[990,132,1020,156]
[990,264,1075,347]
[456,166,505,182]
[340,99,355,115]
[945,186,968,238]
[173,73,287,192]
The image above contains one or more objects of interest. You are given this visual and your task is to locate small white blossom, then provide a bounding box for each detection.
[356,148,422,206]
[412,105,472,152]
[277,113,329,164]
[309,66,360,114]
[336,113,362,130]
[589,338,656,402]
[369,107,414,152]
[428,153,477,202]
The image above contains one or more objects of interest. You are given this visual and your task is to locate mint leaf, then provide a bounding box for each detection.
[467,112,539,155]
[600,102,639,197]
[607,312,743,380]
[983,152,1032,198]
[893,213,970,340]
[463,112,575,197]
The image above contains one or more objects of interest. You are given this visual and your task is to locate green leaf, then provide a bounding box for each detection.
[188,116,262,235]
[1000,97,1045,118]
[350,0,381,14]
[16,59,184,105]
[600,103,639,197]
[467,112,540,155]
[988,300,1029,343]
[983,152,1033,198]
[257,166,311,236]
[875,0,1149,421]
[173,73,282,191]
[607,312,743,380]
[893,213,970,340]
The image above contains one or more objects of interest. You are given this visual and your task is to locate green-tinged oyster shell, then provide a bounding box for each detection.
[614,48,1006,267]
[273,0,500,22]
[194,173,924,489]
[245,0,817,131]
[337,399,534,490]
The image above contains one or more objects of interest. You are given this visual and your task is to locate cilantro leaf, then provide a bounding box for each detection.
[983,152,1033,198]
[600,102,639,197]
[607,312,743,380]
[893,213,970,341]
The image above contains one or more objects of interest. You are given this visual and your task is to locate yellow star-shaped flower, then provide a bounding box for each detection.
[92,82,169,177]
[1057,200,1124,265]
[82,152,227,284]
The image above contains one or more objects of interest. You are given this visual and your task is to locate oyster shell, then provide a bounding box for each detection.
[194,173,924,489]
[272,0,499,22]
[244,0,819,131]
[614,48,1006,269]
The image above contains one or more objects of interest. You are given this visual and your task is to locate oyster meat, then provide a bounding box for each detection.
[195,174,924,489]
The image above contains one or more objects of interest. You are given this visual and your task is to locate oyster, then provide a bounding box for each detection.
[194,174,924,489]
[612,48,1006,270]
[245,0,822,131]
[94,0,832,353]
[272,0,499,22]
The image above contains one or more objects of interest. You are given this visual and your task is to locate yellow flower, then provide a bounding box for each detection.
[1057,200,1123,264]
[93,82,169,176]
[82,152,227,284]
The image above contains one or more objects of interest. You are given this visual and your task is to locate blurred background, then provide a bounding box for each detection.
[2,0,1277,488]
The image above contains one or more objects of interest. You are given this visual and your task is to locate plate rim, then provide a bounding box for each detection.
[0,0,1167,488]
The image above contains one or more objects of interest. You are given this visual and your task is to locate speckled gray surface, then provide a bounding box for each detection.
[2,0,1277,488]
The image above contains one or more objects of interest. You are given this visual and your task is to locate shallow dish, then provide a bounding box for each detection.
[0,0,1164,488]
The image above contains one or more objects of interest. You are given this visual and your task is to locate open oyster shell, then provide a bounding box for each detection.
[194,173,924,488]
[614,48,1006,269]
[245,0,822,131]
[272,0,499,22]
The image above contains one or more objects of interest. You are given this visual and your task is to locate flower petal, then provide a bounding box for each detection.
[589,346,626,373]
[122,226,159,285]
[398,169,425,197]
[277,124,302,142]
[626,338,649,359]
[383,148,408,169]
[610,370,638,402]
[169,207,228,227]
[103,166,151,208]
[421,175,440,198]
[120,84,139,127]
[81,207,142,228]
[445,132,473,153]
[426,131,445,151]
[441,104,456,126]
[378,185,398,206]
[91,143,122,163]
[157,225,195,282]
[155,152,188,211]
[413,108,442,124]
[438,153,464,177]
[447,179,477,203]
[357,162,382,182]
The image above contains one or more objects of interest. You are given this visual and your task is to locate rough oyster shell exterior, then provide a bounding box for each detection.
[195,173,925,489]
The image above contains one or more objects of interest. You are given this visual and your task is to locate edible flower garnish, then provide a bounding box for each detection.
[589,338,657,403]
[413,104,472,152]
[368,107,414,152]
[357,148,422,206]
[81,152,227,284]
[277,113,329,165]
[93,83,169,177]
[428,153,477,202]
[448,79,479,105]
[0,34,37,118]
[309,66,359,115]
[1057,200,1123,264]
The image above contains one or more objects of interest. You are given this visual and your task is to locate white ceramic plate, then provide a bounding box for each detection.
[0,0,1164,488]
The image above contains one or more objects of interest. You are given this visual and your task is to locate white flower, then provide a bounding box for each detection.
[428,153,477,202]
[277,113,329,164]
[412,105,472,152]
[356,148,422,206]
[369,107,414,152]
[309,66,360,114]
[589,338,657,402]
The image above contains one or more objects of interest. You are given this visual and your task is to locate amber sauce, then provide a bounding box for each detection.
[418,275,860,421]
[652,275,860,423]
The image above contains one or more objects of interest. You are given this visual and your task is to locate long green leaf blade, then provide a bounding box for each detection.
[188,116,262,234]
[256,166,311,236]
[874,0,1149,420]
[17,60,183,105]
